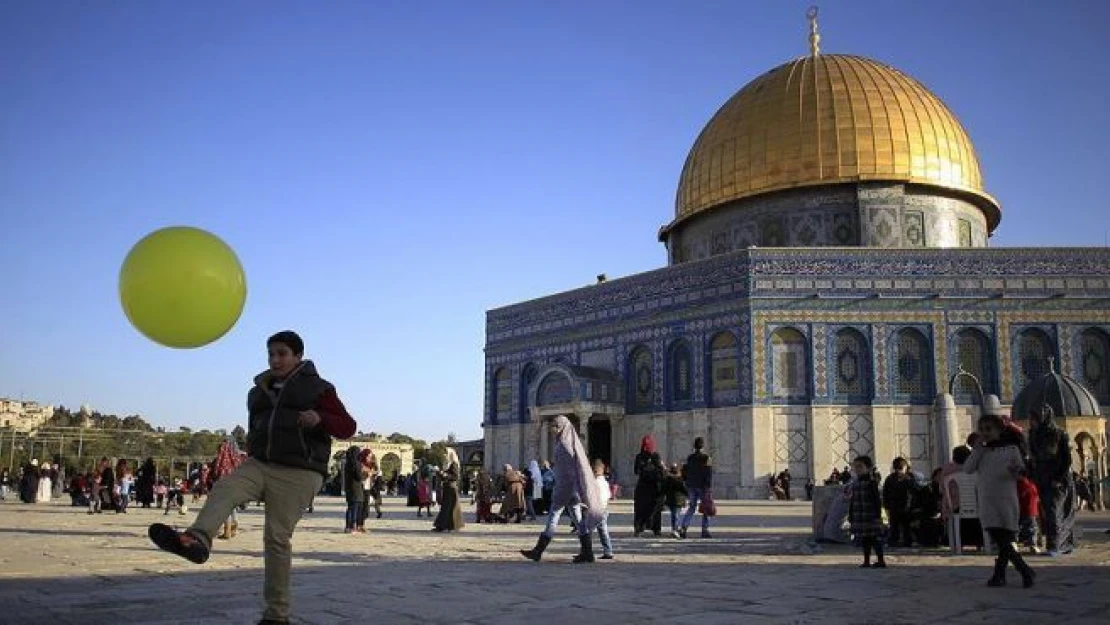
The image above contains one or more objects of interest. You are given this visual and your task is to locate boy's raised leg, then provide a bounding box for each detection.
[189,459,266,549]
[149,459,265,564]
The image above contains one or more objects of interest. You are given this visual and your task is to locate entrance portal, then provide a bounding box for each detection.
[588,419,612,468]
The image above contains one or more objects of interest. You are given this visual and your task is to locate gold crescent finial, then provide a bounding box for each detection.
[807,6,820,56]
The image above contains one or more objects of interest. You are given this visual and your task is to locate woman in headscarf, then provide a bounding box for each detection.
[633,434,666,536]
[405,472,420,508]
[474,468,493,523]
[499,464,526,523]
[36,460,52,503]
[136,457,157,508]
[19,461,39,504]
[52,462,65,500]
[212,439,244,539]
[343,445,366,534]
[520,415,604,563]
[357,448,380,530]
[433,448,465,532]
[1028,404,1077,555]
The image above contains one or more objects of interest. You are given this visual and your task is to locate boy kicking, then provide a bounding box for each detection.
[148,331,357,625]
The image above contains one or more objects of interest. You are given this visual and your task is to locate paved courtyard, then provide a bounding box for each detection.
[0,496,1107,625]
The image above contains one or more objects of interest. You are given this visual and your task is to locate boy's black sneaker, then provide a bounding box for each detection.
[148,523,210,564]
[258,620,289,625]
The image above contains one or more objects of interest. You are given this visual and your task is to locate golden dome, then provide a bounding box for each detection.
[671,54,1001,233]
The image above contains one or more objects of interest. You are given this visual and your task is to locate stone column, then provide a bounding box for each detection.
[534,408,549,464]
[871,405,896,471]
[483,427,495,473]
[575,409,592,451]
[809,406,833,482]
[932,393,958,468]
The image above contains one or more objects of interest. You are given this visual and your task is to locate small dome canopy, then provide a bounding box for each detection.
[981,394,1004,416]
[1012,359,1102,420]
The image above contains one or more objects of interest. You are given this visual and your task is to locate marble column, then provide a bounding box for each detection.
[575,409,592,451]
[534,408,550,464]
[932,393,958,469]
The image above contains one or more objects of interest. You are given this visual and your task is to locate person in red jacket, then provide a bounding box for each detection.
[148,330,357,625]
[1017,472,1041,554]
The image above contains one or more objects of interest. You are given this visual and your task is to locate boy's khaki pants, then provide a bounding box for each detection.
[190,459,322,621]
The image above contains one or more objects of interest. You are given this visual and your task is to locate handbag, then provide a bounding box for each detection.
[698,489,718,517]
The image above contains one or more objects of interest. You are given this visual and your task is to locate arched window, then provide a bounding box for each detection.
[832,328,870,401]
[493,368,512,422]
[770,327,809,400]
[1079,328,1110,404]
[708,332,739,407]
[954,329,993,403]
[536,372,573,406]
[628,346,654,413]
[668,340,693,405]
[1015,328,1054,389]
[893,328,932,402]
[520,363,538,415]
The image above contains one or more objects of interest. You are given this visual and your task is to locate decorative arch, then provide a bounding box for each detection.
[953,328,995,403]
[492,368,512,423]
[1074,431,1099,477]
[536,371,574,406]
[667,339,693,406]
[770,327,809,401]
[1014,328,1055,391]
[379,452,402,478]
[1078,328,1110,404]
[892,327,933,403]
[708,331,739,407]
[519,362,538,417]
[832,327,871,402]
[627,345,654,413]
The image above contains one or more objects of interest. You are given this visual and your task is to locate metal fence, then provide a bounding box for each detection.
[0,426,216,478]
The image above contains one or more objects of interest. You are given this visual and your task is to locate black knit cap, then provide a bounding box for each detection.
[267,330,304,356]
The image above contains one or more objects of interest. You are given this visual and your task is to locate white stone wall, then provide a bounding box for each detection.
[485,404,989,499]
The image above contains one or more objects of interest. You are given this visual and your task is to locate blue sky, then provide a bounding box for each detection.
[1,1,1107,441]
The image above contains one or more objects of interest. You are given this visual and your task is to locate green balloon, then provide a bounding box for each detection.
[119,226,247,349]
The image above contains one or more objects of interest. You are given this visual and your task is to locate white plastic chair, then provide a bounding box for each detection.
[947,473,992,555]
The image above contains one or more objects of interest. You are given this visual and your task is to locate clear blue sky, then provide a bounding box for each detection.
[1,2,1107,441]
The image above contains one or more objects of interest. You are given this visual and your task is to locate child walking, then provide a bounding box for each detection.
[590,459,614,560]
[147,330,357,625]
[1016,471,1041,554]
[416,474,433,517]
[964,414,1036,588]
[663,464,688,536]
[848,455,887,568]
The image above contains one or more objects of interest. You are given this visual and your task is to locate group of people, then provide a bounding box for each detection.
[340,444,468,535]
[3,459,63,504]
[841,403,1084,589]
[631,435,715,539]
[472,460,558,524]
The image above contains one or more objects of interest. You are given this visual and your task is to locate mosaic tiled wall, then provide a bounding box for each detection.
[665,183,989,263]
[486,247,1110,424]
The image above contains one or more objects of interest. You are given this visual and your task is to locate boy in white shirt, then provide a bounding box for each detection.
[590,459,614,560]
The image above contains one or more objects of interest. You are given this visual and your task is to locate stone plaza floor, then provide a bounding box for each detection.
[0,496,1107,625]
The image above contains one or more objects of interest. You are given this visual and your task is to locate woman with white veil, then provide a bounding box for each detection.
[520,416,604,563]
[433,447,465,532]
